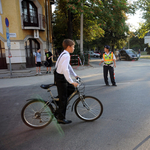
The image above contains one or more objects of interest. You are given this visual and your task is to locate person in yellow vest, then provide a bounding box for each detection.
[99,45,117,86]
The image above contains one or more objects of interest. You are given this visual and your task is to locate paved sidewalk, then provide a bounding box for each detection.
[0,65,92,79]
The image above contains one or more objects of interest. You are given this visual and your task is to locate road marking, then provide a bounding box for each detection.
[85,82,131,87]
[81,73,103,78]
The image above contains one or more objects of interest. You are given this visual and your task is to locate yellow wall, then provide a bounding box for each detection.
[0,0,52,42]
[0,0,18,40]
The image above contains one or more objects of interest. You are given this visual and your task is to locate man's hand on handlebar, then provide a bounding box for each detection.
[75,76,80,79]
[72,82,79,87]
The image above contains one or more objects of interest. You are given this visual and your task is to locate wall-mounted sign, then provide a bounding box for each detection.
[9,33,16,37]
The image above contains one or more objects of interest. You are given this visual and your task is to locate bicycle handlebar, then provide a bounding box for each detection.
[75,77,82,88]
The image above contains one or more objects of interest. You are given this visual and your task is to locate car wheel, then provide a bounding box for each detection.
[127,57,130,61]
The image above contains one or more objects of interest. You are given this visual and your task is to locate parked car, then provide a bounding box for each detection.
[88,51,100,57]
[94,51,102,58]
[120,49,139,61]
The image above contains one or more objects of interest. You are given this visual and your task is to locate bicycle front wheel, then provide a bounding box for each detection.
[21,100,53,128]
[75,96,103,121]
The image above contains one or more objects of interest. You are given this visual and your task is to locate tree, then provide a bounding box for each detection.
[127,32,147,51]
[136,0,150,38]
[53,0,136,53]
[53,0,105,52]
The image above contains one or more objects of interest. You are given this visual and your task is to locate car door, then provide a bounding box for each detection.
[120,51,126,60]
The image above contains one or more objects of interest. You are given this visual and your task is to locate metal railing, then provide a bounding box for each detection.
[21,14,46,30]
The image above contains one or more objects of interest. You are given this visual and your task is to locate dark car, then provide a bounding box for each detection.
[120,49,139,61]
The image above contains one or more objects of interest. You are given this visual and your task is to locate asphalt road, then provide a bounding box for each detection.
[1,58,150,150]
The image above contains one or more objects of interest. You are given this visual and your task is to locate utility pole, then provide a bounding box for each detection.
[80,2,83,54]
[128,35,130,49]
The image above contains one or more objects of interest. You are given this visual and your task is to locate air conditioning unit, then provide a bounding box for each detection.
[34,30,39,38]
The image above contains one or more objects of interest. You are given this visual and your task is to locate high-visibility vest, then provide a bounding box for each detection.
[103,52,113,65]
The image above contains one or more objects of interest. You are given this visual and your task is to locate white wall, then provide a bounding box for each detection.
[144,36,150,46]
[5,42,26,64]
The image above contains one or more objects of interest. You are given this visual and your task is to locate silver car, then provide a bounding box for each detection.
[88,51,100,57]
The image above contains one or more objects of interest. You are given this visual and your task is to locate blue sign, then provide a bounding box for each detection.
[6,32,10,40]
[5,18,9,27]
[6,27,11,48]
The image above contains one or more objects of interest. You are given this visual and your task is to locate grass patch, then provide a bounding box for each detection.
[140,55,150,59]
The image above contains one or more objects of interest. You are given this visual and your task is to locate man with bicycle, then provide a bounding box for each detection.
[55,39,79,124]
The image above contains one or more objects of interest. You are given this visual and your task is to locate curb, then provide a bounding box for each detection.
[0,65,92,79]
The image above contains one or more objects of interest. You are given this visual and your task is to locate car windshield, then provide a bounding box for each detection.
[126,50,136,54]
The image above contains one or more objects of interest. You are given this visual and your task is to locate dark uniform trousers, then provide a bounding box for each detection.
[55,72,75,120]
[103,65,116,85]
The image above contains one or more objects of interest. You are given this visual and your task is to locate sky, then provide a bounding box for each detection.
[126,10,144,32]
[126,0,145,32]
[52,0,145,32]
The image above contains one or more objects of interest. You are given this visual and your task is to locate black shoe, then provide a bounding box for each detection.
[112,84,117,86]
[51,100,59,106]
[46,71,48,74]
[49,71,51,74]
[106,84,110,86]
[57,119,72,124]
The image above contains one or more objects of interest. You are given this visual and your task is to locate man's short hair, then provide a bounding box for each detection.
[104,45,110,50]
[62,39,75,49]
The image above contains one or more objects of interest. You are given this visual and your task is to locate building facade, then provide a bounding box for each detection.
[144,32,150,47]
[0,0,54,70]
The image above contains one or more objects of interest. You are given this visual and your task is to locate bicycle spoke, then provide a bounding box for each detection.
[75,96,103,121]
[22,100,53,128]
[88,109,98,117]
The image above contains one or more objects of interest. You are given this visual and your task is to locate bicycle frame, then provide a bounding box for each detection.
[46,85,85,112]
[26,82,85,114]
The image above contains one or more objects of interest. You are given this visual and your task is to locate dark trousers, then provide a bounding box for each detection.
[55,72,75,119]
[103,66,116,85]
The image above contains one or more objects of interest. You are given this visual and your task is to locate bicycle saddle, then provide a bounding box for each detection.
[40,84,55,89]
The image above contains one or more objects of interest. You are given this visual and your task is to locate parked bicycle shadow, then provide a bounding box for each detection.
[132,135,150,150]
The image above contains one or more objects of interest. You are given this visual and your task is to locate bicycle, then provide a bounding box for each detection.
[21,78,103,128]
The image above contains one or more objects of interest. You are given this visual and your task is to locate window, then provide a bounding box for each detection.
[120,51,126,56]
[22,0,38,27]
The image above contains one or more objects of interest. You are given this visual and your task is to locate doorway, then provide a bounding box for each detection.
[25,38,40,68]
[0,40,7,69]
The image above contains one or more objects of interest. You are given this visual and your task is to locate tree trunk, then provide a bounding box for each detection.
[111,45,114,52]
[68,9,73,39]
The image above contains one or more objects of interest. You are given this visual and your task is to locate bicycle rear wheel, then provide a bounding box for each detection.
[21,100,53,128]
[74,96,103,121]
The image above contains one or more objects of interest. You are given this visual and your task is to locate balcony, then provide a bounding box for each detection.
[21,14,46,30]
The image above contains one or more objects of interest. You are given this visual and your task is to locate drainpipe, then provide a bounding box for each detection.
[45,0,49,50]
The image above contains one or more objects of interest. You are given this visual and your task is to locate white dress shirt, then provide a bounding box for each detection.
[55,50,77,84]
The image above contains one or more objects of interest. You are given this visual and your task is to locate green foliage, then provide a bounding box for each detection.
[129,35,147,51]
[136,0,150,38]
[53,0,136,54]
